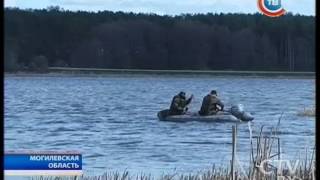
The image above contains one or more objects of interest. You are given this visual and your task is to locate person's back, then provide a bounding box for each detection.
[199,94,211,116]
[199,90,224,116]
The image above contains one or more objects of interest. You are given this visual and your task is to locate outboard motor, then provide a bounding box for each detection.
[230,104,254,121]
[230,104,244,117]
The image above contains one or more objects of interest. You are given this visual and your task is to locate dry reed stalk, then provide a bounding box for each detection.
[31,113,315,180]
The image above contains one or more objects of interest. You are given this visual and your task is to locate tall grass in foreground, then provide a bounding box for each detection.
[31,162,315,180]
[245,127,315,180]
[297,107,315,117]
[32,116,315,180]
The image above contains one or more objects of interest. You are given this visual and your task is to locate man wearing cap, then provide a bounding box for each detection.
[199,90,224,116]
[169,91,193,115]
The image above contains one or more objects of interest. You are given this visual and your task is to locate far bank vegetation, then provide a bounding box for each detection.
[5,7,315,72]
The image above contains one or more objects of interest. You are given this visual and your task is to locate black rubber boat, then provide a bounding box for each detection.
[157,104,254,122]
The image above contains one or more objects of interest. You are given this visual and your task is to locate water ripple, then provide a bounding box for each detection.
[4,75,315,175]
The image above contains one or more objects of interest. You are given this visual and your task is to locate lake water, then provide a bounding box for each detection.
[4,74,315,176]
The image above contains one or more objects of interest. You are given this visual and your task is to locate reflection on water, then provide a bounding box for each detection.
[4,75,315,176]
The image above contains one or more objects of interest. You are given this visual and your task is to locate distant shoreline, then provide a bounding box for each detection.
[5,67,315,78]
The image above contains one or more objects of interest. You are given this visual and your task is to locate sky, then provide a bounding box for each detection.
[4,0,315,16]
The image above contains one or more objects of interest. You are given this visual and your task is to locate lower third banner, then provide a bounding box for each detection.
[4,151,82,176]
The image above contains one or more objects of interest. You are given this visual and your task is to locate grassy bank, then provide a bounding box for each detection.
[298,107,316,117]
[30,148,315,180]
[31,120,315,180]
[31,164,315,180]
[4,67,315,78]
[44,67,315,77]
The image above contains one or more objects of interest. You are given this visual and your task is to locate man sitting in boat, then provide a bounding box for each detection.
[199,90,224,116]
[169,91,193,115]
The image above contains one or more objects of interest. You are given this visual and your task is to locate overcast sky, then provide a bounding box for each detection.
[4,0,315,15]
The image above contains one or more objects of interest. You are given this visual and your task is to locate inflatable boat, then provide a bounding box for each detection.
[157,104,254,123]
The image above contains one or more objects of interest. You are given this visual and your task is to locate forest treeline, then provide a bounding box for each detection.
[4,6,315,72]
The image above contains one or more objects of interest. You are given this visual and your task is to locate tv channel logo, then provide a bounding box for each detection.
[258,0,286,17]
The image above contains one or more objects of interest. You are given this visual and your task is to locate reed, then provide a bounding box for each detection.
[297,107,315,117]
[31,157,315,180]
[31,116,315,180]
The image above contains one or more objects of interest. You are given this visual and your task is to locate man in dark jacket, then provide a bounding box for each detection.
[199,90,224,116]
[169,91,193,115]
